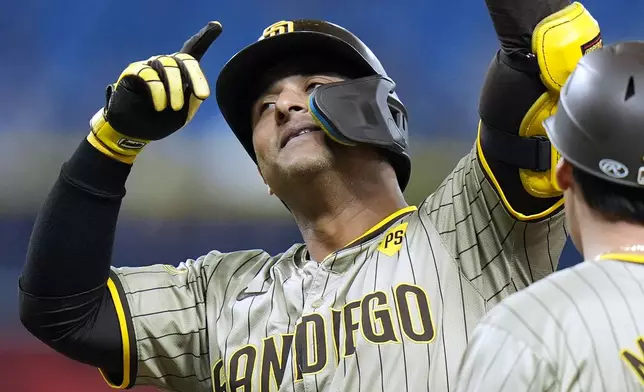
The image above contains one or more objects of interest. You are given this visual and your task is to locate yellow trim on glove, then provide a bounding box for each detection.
[117,62,168,112]
[172,53,211,100]
[88,109,149,164]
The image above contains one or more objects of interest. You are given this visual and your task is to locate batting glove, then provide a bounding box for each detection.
[88,21,222,164]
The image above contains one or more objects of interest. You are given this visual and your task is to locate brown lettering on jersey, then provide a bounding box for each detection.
[360,291,399,344]
[393,284,436,343]
[621,336,644,385]
[378,222,408,256]
[342,300,362,357]
[220,286,436,389]
[294,313,328,378]
[211,359,227,392]
[260,334,294,392]
[228,344,258,391]
[330,308,342,365]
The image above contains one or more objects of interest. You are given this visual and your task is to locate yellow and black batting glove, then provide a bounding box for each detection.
[88,21,223,164]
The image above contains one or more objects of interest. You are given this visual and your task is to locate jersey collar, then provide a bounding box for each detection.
[342,205,418,249]
[317,205,418,265]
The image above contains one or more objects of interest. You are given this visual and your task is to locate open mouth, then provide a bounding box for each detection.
[281,126,322,148]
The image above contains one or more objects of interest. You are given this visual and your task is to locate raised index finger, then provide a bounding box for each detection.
[179,21,223,61]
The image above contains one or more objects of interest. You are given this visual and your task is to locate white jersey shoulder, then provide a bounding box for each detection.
[456,259,644,391]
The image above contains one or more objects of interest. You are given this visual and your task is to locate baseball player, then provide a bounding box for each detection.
[455,42,644,392]
[18,1,600,391]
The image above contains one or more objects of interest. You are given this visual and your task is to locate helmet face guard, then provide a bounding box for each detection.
[309,75,409,157]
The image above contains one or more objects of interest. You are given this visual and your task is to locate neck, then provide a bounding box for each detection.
[282,163,408,262]
[579,215,644,260]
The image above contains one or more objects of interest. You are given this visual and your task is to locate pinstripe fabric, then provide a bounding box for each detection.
[455,259,644,391]
[107,145,566,391]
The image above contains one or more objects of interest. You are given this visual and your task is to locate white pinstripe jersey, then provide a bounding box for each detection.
[101,145,567,392]
[455,256,644,392]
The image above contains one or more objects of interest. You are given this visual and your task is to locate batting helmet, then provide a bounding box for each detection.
[544,41,644,188]
[216,20,411,191]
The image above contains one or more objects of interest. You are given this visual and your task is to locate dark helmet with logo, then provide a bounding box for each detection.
[544,41,644,188]
[216,20,411,191]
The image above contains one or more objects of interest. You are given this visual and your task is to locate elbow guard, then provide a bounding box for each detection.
[479,2,601,219]
[521,2,601,198]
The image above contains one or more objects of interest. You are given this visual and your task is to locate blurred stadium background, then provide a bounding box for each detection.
[1,0,641,390]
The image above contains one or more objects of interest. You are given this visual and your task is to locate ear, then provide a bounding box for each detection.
[257,165,274,196]
[555,158,574,191]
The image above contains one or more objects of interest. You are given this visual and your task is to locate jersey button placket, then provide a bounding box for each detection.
[304,265,326,311]
[300,265,329,391]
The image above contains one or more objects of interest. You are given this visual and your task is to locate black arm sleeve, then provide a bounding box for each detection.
[18,139,132,376]
[478,0,569,215]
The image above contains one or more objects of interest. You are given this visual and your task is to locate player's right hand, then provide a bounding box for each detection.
[87,21,223,164]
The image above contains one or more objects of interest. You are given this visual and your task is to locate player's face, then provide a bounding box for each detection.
[251,74,344,184]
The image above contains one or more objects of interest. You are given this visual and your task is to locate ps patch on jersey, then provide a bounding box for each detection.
[377,222,408,256]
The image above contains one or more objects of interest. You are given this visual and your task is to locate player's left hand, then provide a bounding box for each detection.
[88,21,222,164]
